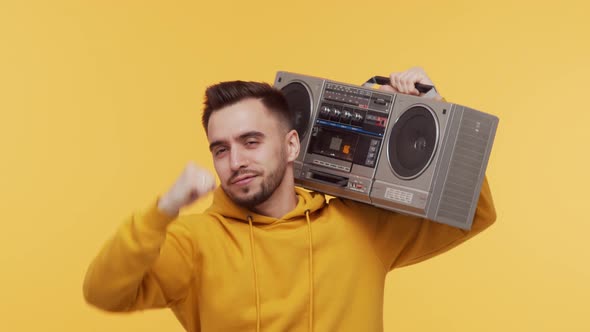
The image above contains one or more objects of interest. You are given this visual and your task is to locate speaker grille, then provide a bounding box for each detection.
[388,106,438,179]
[281,82,311,139]
[436,111,493,224]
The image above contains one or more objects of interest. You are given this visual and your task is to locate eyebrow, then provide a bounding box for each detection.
[209,131,266,151]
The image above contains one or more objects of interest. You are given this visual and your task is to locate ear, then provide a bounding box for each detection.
[285,129,300,163]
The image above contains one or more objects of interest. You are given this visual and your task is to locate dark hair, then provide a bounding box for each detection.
[202,81,293,133]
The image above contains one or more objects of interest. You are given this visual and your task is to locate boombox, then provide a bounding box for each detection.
[273,71,498,230]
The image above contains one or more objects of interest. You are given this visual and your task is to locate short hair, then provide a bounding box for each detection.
[202,81,293,133]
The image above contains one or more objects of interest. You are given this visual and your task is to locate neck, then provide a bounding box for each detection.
[252,168,298,218]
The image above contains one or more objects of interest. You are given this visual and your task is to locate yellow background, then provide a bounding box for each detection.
[1,0,588,331]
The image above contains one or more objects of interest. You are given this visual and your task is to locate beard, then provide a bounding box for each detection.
[223,151,288,210]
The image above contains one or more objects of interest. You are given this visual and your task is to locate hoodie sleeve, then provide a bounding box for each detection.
[83,199,198,311]
[372,176,496,271]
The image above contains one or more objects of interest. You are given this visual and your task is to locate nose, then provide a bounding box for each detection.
[229,145,249,171]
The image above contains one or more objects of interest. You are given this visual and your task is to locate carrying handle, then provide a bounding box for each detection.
[364,76,435,94]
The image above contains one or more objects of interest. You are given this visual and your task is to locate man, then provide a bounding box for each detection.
[83,67,496,332]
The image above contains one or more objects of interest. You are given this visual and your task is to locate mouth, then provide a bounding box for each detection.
[230,173,258,186]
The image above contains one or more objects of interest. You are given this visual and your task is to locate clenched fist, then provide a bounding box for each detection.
[157,162,217,217]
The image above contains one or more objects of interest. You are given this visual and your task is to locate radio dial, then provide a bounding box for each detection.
[353,113,363,122]
[332,109,341,119]
[320,106,331,118]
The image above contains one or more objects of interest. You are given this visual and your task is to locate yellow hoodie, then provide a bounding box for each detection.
[83,178,496,332]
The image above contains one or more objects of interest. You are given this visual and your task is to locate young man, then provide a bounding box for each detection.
[83,67,496,332]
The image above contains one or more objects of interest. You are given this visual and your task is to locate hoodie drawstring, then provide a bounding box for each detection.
[247,212,314,332]
[247,216,261,332]
[305,209,314,332]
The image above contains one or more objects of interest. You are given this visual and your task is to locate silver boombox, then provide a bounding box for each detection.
[274,71,498,230]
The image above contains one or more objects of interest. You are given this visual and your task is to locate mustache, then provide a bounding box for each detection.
[228,169,262,184]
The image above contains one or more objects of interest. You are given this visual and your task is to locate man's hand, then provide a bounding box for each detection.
[158,162,217,217]
[379,66,442,101]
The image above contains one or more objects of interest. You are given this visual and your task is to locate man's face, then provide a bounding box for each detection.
[207,98,295,209]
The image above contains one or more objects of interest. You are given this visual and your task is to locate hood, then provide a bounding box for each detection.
[205,186,326,223]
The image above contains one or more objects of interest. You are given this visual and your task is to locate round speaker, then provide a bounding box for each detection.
[281,82,311,139]
[388,106,438,179]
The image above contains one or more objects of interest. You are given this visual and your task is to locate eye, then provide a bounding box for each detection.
[214,147,227,156]
[246,140,259,147]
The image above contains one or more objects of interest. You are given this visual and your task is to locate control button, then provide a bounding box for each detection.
[349,182,364,191]
[369,146,376,152]
[374,98,386,105]
[332,109,341,118]
[342,111,352,122]
[370,140,379,147]
[353,113,363,122]
[348,182,365,191]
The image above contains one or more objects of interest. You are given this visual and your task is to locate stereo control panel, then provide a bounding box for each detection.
[307,82,394,169]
